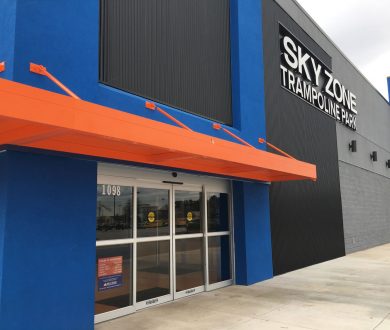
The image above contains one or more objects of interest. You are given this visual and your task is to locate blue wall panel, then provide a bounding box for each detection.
[0,0,17,79]
[0,151,97,330]
[233,181,273,285]
[230,0,267,145]
[230,0,273,284]
[12,0,243,142]
[5,0,272,291]
[388,77,390,102]
[0,152,8,311]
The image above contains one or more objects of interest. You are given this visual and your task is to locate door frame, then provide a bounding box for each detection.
[95,163,234,323]
[134,181,174,310]
[172,185,205,299]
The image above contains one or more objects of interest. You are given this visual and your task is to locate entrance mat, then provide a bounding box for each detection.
[142,264,202,275]
[96,294,131,308]
[176,264,203,275]
[137,287,170,302]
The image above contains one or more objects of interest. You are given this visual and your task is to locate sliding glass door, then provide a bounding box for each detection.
[95,169,233,323]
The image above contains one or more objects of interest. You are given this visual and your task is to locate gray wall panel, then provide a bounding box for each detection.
[339,162,390,253]
[275,0,390,253]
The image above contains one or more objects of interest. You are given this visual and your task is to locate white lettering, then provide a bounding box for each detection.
[296,76,303,97]
[311,58,322,86]
[317,92,325,109]
[283,36,298,69]
[333,78,343,103]
[288,71,295,92]
[324,70,334,97]
[350,92,357,114]
[298,46,312,81]
[280,65,288,86]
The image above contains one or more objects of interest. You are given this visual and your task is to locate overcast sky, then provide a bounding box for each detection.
[295,0,390,100]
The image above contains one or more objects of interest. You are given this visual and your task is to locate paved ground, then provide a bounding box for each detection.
[96,243,390,330]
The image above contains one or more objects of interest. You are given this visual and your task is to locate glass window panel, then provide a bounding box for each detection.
[137,188,170,238]
[95,244,132,315]
[208,235,231,284]
[137,240,170,302]
[175,238,204,292]
[175,191,202,235]
[96,184,133,240]
[207,192,229,232]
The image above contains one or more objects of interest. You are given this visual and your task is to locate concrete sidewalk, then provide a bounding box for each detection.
[96,244,390,330]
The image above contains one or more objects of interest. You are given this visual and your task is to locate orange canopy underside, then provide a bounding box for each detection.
[0,78,316,182]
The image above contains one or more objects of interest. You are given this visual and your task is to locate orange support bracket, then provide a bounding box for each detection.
[0,62,5,73]
[212,123,255,148]
[212,123,296,160]
[258,138,296,160]
[29,63,80,100]
[145,101,193,131]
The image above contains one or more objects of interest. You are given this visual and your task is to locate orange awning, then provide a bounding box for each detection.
[0,78,316,182]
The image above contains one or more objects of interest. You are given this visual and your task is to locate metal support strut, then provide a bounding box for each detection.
[145,101,193,131]
[30,63,80,100]
[212,123,255,148]
[258,138,296,160]
[213,123,296,160]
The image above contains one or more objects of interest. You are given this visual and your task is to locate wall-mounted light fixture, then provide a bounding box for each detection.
[386,160,390,168]
[349,140,357,152]
[370,151,378,162]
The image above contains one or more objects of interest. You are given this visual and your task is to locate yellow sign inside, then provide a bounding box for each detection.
[187,211,193,222]
[148,211,155,223]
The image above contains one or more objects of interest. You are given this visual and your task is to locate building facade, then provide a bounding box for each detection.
[0,0,389,329]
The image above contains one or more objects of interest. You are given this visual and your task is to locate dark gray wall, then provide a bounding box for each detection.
[100,0,232,124]
[262,0,345,275]
[275,0,390,254]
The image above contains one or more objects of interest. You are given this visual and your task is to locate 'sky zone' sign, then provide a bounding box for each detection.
[279,25,357,130]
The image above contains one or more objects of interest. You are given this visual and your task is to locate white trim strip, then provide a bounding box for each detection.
[136,236,171,243]
[174,233,204,240]
[207,231,230,237]
[96,239,134,246]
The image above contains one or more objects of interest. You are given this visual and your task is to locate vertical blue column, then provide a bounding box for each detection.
[0,0,17,80]
[230,0,273,285]
[0,152,8,309]
[0,150,97,330]
[387,77,390,102]
[233,181,273,285]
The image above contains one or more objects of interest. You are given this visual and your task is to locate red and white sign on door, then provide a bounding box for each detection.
[98,256,123,278]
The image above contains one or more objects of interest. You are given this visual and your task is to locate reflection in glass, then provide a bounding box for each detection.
[137,188,170,238]
[96,185,133,240]
[175,191,202,235]
[137,240,170,302]
[95,244,132,315]
[207,192,229,232]
[208,235,231,284]
[175,238,204,292]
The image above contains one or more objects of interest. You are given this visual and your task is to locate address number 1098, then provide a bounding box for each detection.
[101,184,121,196]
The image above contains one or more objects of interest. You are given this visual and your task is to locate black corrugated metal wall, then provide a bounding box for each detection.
[262,0,346,275]
[100,0,232,124]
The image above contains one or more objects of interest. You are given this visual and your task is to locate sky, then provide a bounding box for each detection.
[295,0,390,100]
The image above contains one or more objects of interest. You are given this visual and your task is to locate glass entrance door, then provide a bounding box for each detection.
[135,186,173,309]
[173,188,205,298]
[95,165,233,323]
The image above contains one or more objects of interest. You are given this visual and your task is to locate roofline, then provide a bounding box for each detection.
[278,0,390,104]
